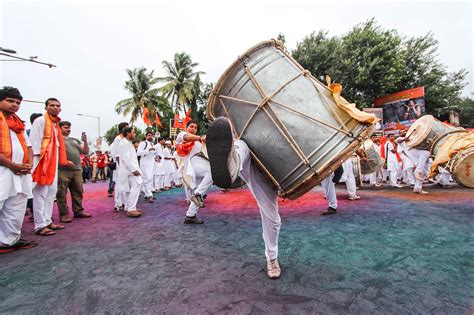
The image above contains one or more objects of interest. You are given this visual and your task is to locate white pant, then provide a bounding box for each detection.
[321,173,337,209]
[185,157,213,217]
[342,161,357,197]
[164,173,172,188]
[33,181,57,231]
[124,176,141,211]
[437,172,451,186]
[389,171,398,186]
[367,172,377,185]
[0,193,27,246]
[405,168,416,185]
[414,179,424,191]
[154,175,164,190]
[141,170,154,198]
[235,140,280,262]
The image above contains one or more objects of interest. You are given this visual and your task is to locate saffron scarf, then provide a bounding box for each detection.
[32,112,68,185]
[0,111,29,164]
[176,141,195,157]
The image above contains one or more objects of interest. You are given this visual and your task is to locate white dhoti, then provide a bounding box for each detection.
[33,181,57,231]
[113,162,124,208]
[123,176,142,211]
[235,140,280,262]
[140,162,155,198]
[0,193,28,246]
[321,173,337,209]
[185,156,213,217]
[341,159,357,198]
[32,155,58,231]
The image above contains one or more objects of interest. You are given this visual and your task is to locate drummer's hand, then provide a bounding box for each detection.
[200,135,206,143]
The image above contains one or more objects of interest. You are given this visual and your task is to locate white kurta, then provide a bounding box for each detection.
[117,138,143,211]
[172,150,183,185]
[385,142,400,172]
[30,116,59,231]
[137,140,156,197]
[0,130,32,246]
[0,130,32,201]
[176,131,213,217]
[110,135,125,207]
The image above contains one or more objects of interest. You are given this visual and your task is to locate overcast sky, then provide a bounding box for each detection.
[1,0,472,141]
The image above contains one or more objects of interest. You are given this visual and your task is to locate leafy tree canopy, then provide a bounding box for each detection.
[292,19,468,114]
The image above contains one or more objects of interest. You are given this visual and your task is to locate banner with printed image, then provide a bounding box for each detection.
[373,87,426,131]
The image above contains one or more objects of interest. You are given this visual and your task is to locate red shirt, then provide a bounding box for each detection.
[97,154,106,168]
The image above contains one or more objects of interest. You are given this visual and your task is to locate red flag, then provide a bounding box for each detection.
[143,107,152,126]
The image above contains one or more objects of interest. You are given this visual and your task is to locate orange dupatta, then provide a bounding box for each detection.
[32,112,68,185]
[0,112,29,164]
[176,141,195,157]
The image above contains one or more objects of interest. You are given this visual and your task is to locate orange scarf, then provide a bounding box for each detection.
[0,112,29,164]
[176,141,195,157]
[32,112,68,185]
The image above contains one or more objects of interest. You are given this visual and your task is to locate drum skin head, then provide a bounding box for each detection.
[406,115,434,149]
[452,147,474,188]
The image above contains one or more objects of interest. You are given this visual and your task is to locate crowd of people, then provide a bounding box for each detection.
[0,86,454,280]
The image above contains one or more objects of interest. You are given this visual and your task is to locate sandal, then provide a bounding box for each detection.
[11,239,39,250]
[35,227,56,236]
[0,246,17,254]
[48,223,65,230]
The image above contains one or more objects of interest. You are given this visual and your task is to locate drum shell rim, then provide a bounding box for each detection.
[451,146,474,189]
[208,39,293,121]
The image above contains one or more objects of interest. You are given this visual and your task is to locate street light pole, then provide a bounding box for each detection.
[77,113,101,138]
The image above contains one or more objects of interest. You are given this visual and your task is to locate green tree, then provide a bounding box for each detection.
[458,97,474,127]
[277,33,286,45]
[292,19,468,113]
[158,52,205,113]
[187,75,212,133]
[115,67,169,125]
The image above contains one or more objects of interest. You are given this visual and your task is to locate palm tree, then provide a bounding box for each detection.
[158,52,205,113]
[115,67,168,124]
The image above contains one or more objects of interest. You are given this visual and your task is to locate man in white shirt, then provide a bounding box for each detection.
[385,134,402,188]
[30,98,73,236]
[137,131,156,203]
[116,127,143,218]
[396,130,415,186]
[153,137,165,191]
[0,87,38,252]
[109,122,128,211]
[176,120,212,224]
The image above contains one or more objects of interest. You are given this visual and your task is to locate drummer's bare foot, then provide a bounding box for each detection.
[206,117,240,189]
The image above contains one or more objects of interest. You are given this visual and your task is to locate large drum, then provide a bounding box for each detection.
[449,146,474,188]
[207,40,375,200]
[405,115,463,152]
[360,139,384,174]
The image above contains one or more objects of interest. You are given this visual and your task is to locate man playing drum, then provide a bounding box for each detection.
[176,120,212,225]
[206,117,282,279]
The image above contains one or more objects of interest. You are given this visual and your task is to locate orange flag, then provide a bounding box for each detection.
[143,108,152,126]
[155,113,163,129]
